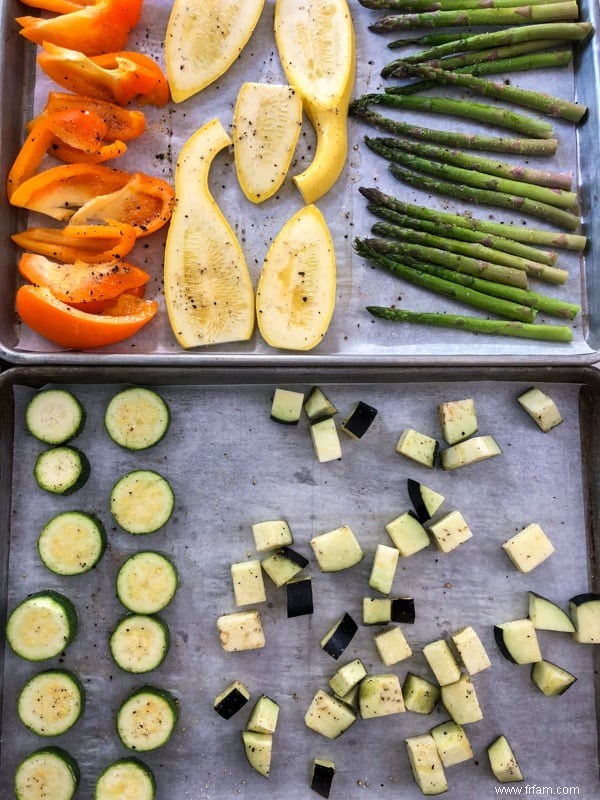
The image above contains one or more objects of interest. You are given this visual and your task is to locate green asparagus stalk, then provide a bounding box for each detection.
[388,32,476,48]
[400,62,587,123]
[359,186,587,250]
[349,106,559,156]
[363,242,579,318]
[360,0,568,9]
[353,239,537,320]
[366,306,573,342]
[369,2,580,32]
[366,138,579,211]
[352,93,555,138]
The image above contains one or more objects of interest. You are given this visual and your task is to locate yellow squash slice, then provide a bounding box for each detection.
[274,0,356,204]
[233,82,303,203]
[164,118,255,349]
[256,204,336,351]
[165,0,266,103]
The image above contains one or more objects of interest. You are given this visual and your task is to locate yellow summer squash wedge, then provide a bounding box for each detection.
[164,118,255,349]
[256,204,336,351]
[233,82,303,203]
[274,0,356,204]
[165,0,266,103]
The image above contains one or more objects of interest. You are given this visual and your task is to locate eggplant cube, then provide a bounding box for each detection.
[329,658,367,697]
[214,680,250,719]
[261,547,308,588]
[405,733,448,796]
[252,519,293,552]
[385,511,430,557]
[430,720,473,767]
[451,626,491,675]
[359,673,406,719]
[217,610,265,652]
[440,434,501,470]
[438,398,478,445]
[531,659,577,696]
[396,428,439,468]
[502,523,555,573]
[231,560,266,606]
[304,690,356,739]
[303,386,337,423]
[246,694,280,734]
[374,625,412,666]
[320,612,358,660]
[428,510,473,554]
[407,479,445,524]
[423,638,461,686]
[494,618,542,664]
[518,387,562,432]
[311,525,364,572]
[286,577,313,618]
[270,388,304,425]
[440,675,483,725]
[368,544,399,595]
[528,591,574,632]
[402,672,440,715]
[311,759,336,799]
[341,401,378,439]
[487,735,524,783]
[362,597,392,625]
[569,593,600,643]
[242,730,272,777]
[310,417,342,463]
[391,596,416,624]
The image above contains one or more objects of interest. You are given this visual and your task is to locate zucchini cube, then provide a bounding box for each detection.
[423,638,461,686]
[311,525,363,572]
[231,560,266,606]
[451,626,491,675]
[304,690,356,739]
[368,544,399,595]
[502,523,555,573]
[402,672,440,715]
[405,733,448,796]
[359,673,405,719]
[252,519,293,552]
[373,625,412,666]
[396,428,439,468]
[428,510,473,554]
[517,387,562,432]
[430,720,473,767]
[386,511,430,557]
[217,610,265,652]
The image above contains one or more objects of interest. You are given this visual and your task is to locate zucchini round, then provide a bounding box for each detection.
[105,387,170,451]
[6,591,78,661]
[109,614,170,673]
[116,686,178,752]
[25,389,85,445]
[38,511,106,575]
[110,470,174,534]
[14,746,80,800]
[17,669,84,736]
[33,446,90,495]
[116,551,178,614]
[95,757,156,800]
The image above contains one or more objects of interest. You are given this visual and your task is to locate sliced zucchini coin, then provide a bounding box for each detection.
[116,551,178,614]
[109,614,170,674]
[25,389,85,445]
[6,591,78,661]
[117,686,178,752]
[110,470,175,534]
[18,669,84,736]
[15,746,80,800]
[38,511,106,575]
[105,387,170,451]
[34,446,90,495]
[95,757,156,800]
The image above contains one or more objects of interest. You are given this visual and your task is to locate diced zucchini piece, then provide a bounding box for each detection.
[247,695,280,733]
[407,479,445,523]
[569,593,600,643]
[502,523,555,573]
[440,675,483,725]
[15,747,80,800]
[116,686,178,752]
[217,610,266,652]
[242,730,272,778]
[528,592,574,632]
[304,690,357,739]
[303,386,337,423]
[423,639,461,686]
[261,546,308,587]
[362,597,392,625]
[311,758,335,799]
[430,720,473,767]
[231,560,266,606]
[451,626,491,675]
[373,626,412,666]
[405,734,448,796]
[287,577,313,618]
[104,386,170,450]
[438,398,478,445]
[310,417,342,463]
[18,669,84,737]
[385,511,430,557]
[311,525,364,572]
[531,659,577,696]
[110,470,174,534]
[95,757,156,800]
[396,428,438,468]
[116,551,178,614]
[494,619,542,664]
[38,511,106,576]
[270,387,304,425]
[369,544,399,595]
[440,435,501,470]
[402,672,440,715]
[34,446,90,495]
[320,613,358,660]
[428,511,473,554]
[109,614,170,674]
[359,673,405,719]
[328,659,367,697]
[26,389,85,445]
[214,680,250,719]
[6,591,78,662]
[487,735,524,783]
[340,401,377,439]
[252,520,293,552]
[517,387,562,432]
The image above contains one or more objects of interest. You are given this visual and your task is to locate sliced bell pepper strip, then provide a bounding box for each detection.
[37,43,162,106]
[17,0,143,56]
[12,221,137,263]
[93,51,170,107]
[16,285,158,349]
[31,92,146,142]
[66,283,146,313]
[49,138,127,164]
[70,172,175,236]
[18,0,96,12]
[18,252,149,304]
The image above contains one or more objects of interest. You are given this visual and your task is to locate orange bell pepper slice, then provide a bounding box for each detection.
[16,285,158,349]
[93,51,170,107]
[32,93,146,142]
[17,0,143,56]
[65,283,146,313]
[12,221,137,263]
[49,139,127,164]
[37,42,164,106]
[18,0,96,12]
[18,252,150,305]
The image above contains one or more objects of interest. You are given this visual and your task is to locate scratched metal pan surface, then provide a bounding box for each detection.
[0,0,598,366]
[0,365,598,799]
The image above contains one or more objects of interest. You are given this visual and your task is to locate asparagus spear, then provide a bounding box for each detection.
[352,93,555,138]
[366,306,573,342]
[353,239,537,320]
[400,62,587,123]
[359,186,587,250]
[366,138,579,211]
[360,0,569,9]
[388,32,476,48]
[349,106,559,156]
[369,3,580,32]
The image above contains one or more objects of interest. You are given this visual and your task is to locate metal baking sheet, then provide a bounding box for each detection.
[0,1,599,365]
[0,365,599,799]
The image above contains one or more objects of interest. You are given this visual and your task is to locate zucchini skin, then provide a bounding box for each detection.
[116,686,179,752]
[17,669,85,736]
[104,387,171,451]
[6,590,78,661]
[95,757,156,799]
[25,389,86,445]
[37,511,106,575]
[15,746,80,800]
[33,446,91,495]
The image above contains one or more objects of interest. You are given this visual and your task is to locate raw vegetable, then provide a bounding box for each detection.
[94,758,156,800]
[385,511,430,556]
[109,614,170,673]
[428,510,473,553]
[38,511,106,575]
[341,401,378,439]
[438,398,478,445]
[252,520,293,552]
[116,686,178,752]
[286,577,314,618]
[439,436,502,470]
[531,660,577,695]
[402,672,440,714]
[32,92,146,142]
[487,735,524,783]
[311,759,336,799]
[494,619,542,663]
[17,669,84,736]
[451,626,491,674]
[261,547,308,588]
[430,721,473,768]
[528,591,574,632]
[502,523,555,573]
[110,470,174,534]
[310,526,364,572]
[241,731,272,778]
[303,387,338,423]
[25,388,85,444]
[373,625,412,665]
[231,560,267,607]
[407,480,445,523]
[104,387,170,450]
[92,51,170,106]
[368,543,399,595]
[13,223,138,264]
[217,610,266,652]
[328,659,367,697]
[440,674,483,724]
[164,118,255,348]
[395,428,439,468]
[14,747,80,800]
[569,593,600,643]
[6,590,78,661]
[423,639,461,685]
[116,551,178,614]
[359,673,406,718]
[214,681,250,720]
[310,418,343,463]
[34,446,90,495]
[320,612,358,659]
[405,733,448,795]
[304,689,357,738]
[517,387,563,432]
[270,388,305,425]
[246,695,280,734]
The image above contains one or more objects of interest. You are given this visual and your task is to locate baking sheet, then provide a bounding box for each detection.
[0,0,598,365]
[0,366,599,799]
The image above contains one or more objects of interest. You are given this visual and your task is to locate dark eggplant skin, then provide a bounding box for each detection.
[214,686,249,720]
[311,761,336,798]
[322,613,358,659]
[391,597,416,624]
[341,401,378,439]
[287,578,314,618]
[570,592,600,606]
[493,625,517,664]
[279,546,309,569]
